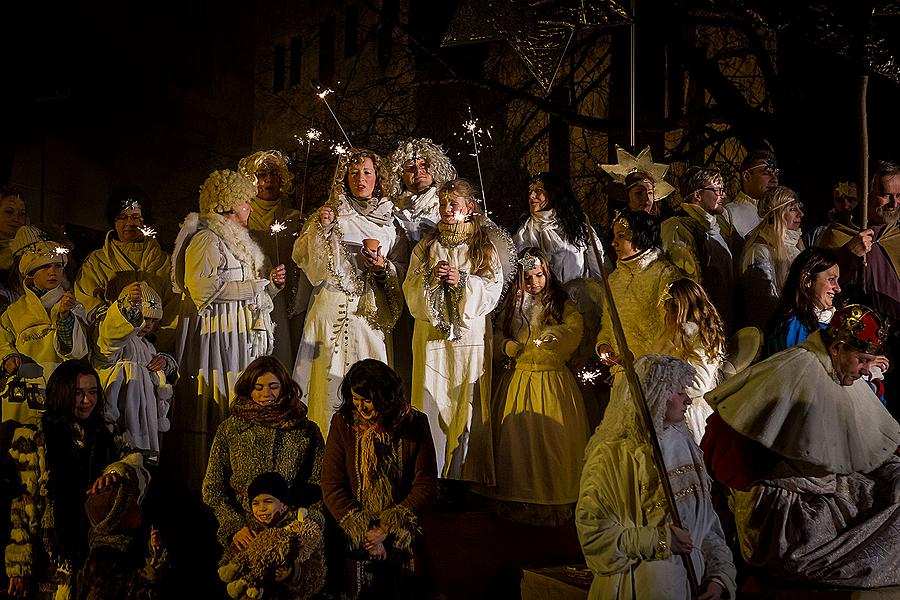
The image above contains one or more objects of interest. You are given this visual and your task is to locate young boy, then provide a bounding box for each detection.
[95,281,177,459]
[0,236,88,425]
[218,472,326,600]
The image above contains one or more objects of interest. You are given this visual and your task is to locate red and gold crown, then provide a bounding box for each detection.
[826,304,890,355]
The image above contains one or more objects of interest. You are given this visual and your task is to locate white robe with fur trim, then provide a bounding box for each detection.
[170,213,277,487]
[95,299,177,457]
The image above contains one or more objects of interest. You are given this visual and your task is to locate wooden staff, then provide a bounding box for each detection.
[860,74,869,289]
[585,216,701,596]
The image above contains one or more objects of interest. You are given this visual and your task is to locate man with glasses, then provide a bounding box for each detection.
[725,149,779,238]
[662,165,739,332]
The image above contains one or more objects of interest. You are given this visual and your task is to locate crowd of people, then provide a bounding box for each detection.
[0,139,898,599]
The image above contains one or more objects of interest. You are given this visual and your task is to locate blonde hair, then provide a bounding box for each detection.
[238,150,294,195]
[386,138,457,197]
[422,178,496,279]
[662,279,727,363]
[329,148,385,202]
[753,186,799,289]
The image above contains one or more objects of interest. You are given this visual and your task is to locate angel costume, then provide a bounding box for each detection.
[171,204,277,485]
[739,226,803,329]
[703,329,900,587]
[595,248,683,363]
[577,355,736,600]
[94,285,177,457]
[724,191,762,239]
[402,220,510,482]
[292,195,407,435]
[483,295,589,505]
[74,230,180,352]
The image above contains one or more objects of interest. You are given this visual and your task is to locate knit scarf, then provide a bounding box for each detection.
[437,220,476,247]
[345,195,394,227]
[230,394,309,430]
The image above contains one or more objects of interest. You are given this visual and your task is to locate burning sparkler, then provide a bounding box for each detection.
[270,220,288,264]
[295,127,324,216]
[53,246,70,256]
[577,368,603,384]
[331,143,348,156]
[314,86,352,148]
[461,107,491,214]
[138,225,157,239]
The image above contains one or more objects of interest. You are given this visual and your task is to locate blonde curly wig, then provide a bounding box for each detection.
[329,148,386,202]
[199,170,258,215]
[386,138,457,198]
[238,150,294,195]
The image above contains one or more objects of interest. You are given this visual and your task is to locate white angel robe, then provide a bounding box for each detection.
[513,208,605,283]
[403,230,504,482]
[577,425,737,600]
[292,195,407,435]
[95,299,177,457]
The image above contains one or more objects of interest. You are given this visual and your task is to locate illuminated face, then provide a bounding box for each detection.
[352,390,378,422]
[0,195,26,240]
[695,177,726,215]
[810,265,840,310]
[75,374,99,420]
[138,317,160,338]
[663,388,691,426]
[227,201,252,227]
[829,344,876,386]
[251,372,282,407]
[348,158,377,200]
[401,158,433,194]
[251,493,287,525]
[627,180,655,213]
[114,206,145,243]
[440,192,473,224]
[781,200,804,231]
[523,264,547,296]
[528,181,551,214]
[30,262,64,291]
[611,222,639,260]
[256,164,283,201]
[742,161,779,199]
[872,174,900,226]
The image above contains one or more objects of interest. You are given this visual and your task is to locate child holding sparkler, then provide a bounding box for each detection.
[402,178,512,483]
[0,236,88,425]
[474,247,589,520]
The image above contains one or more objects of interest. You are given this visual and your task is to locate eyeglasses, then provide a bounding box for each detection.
[115,214,144,223]
[702,187,727,195]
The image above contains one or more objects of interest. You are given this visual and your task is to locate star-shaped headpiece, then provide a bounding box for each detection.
[600,145,675,200]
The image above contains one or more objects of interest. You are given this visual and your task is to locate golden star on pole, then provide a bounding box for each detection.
[600,145,675,199]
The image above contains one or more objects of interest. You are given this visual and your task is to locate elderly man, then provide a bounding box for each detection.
[724,149,779,238]
[662,165,740,332]
[701,304,900,588]
[386,138,457,244]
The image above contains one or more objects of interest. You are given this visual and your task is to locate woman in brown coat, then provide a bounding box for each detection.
[321,358,437,599]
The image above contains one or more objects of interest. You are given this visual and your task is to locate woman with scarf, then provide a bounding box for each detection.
[170,170,285,487]
[203,355,325,554]
[739,186,805,329]
[292,149,408,435]
[576,354,736,600]
[321,359,437,599]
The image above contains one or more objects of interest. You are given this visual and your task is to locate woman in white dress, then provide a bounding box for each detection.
[475,247,588,520]
[739,186,805,328]
[292,148,408,435]
[169,169,285,486]
[577,354,736,600]
[403,178,510,482]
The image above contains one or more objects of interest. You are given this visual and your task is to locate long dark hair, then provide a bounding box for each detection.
[45,359,106,430]
[233,355,303,407]
[337,359,410,435]
[522,173,589,246]
[499,247,568,341]
[774,247,839,332]
[612,209,661,253]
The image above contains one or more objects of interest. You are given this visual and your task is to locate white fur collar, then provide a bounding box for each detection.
[203,213,266,273]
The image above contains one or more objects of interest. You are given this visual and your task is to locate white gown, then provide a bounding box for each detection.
[292,195,407,435]
[403,226,504,482]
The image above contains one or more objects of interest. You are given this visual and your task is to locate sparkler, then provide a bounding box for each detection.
[294,127,323,216]
[53,246,70,256]
[270,220,288,264]
[577,368,603,384]
[331,143,348,156]
[462,106,491,214]
[138,225,157,239]
[314,87,352,148]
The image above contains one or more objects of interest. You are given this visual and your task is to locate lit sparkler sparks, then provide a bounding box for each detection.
[460,107,491,214]
[577,369,603,384]
[295,127,325,217]
[138,225,157,238]
[53,246,70,256]
[314,85,352,147]
[270,220,288,264]
[331,143,349,156]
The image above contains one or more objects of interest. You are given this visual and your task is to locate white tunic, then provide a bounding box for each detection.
[513,209,605,283]
[403,231,503,482]
[393,186,440,244]
[723,191,761,239]
[95,299,176,457]
[292,195,407,435]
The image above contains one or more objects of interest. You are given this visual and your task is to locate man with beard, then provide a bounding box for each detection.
[662,166,740,332]
[820,159,900,415]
